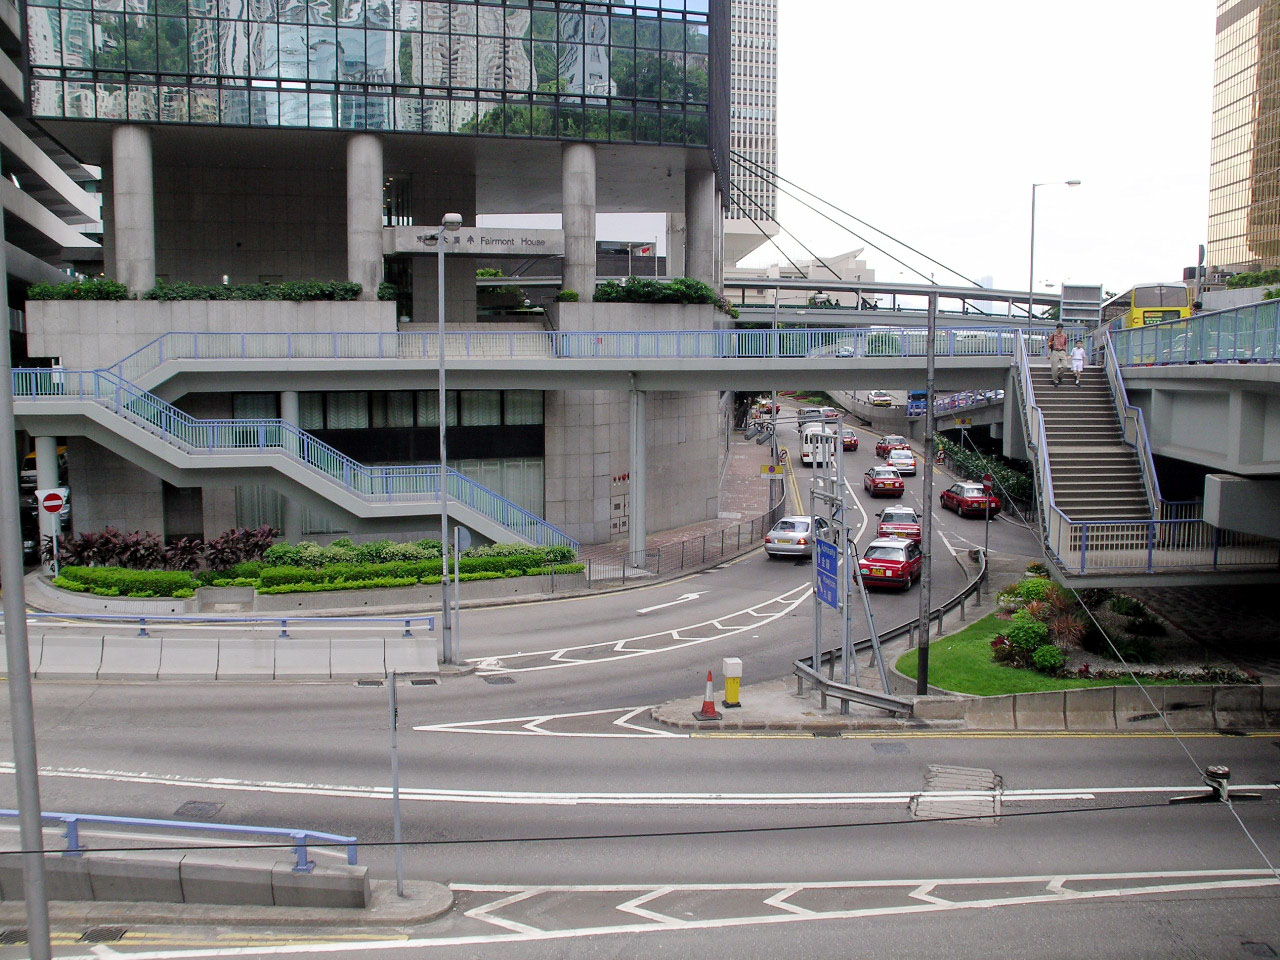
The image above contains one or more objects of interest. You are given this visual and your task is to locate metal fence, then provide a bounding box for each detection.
[1112,298,1280,366]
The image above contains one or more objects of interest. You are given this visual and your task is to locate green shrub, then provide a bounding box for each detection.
[1125,614,1166,637]
[377,281,398,301]
[210,577,257,587]
[592,276,716,305]
[933,435,1033,504]
[262,543,302,566]
[142,278,362,302]
[28,277,131,300]
[173,588,195,598]
[127,590,157,598]
[1108,594,1146,617]
[1032,644,1066,674]
[1006,610,1050,652]
[526,563,586,576]
[56,566,200,597]
[555,289,580,302]
[1025,561,1050,578]
[52,577,88,592]
[1227,268,1280,289]
[459,571,505,582]
[228,561,265,579]
[1014,577,1054,602]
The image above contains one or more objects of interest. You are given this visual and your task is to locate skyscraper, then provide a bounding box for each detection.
[1208,0,1280,274]
[724,0,779,264]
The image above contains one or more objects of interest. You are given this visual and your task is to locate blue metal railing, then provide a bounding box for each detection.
[105,326,1088,382]
[12,367,577,550]
[1097,327,1160,512]
[0,809,357,872]
[1111,299,1280,366]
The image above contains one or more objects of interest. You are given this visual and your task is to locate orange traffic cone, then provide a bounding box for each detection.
[693,669,723,721]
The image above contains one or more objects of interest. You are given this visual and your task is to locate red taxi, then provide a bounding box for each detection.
[858,537,923,589]
[841,428,859,451]
[876,505,922,542]
[939,481,1002,519]
[875,434,912,458]
[863,465,904,498]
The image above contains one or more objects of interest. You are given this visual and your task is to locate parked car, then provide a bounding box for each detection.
[867,390,894,407]
[858,536,923,589]
[877,505,922,542]
[841,428,859,451]
[764,515,831,559]
[863,465,904,497]
[886,448,917,475]
[823,408,842,422]
[939,481,1002,518]
[875,434,911,458]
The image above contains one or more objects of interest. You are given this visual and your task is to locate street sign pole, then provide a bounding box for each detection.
[983,473,994,573]
[811,477,822,684]
[917,291,938,695]
[387,671,406,898]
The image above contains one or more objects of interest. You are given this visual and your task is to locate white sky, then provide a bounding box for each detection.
[740,0,1218,294]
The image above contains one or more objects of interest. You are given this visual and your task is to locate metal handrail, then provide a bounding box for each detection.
[0,808,357,872]
[1098,327,1162,509]
[792,551,988,714]
[12,367,577,550]
[1111,297,1280,366]
[102,326,1090,382]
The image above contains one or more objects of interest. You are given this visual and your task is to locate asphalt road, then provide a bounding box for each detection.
[0,434,1276,958]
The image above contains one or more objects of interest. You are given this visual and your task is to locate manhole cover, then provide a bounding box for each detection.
[483,675,516,685]
[79,927,127,944]
[174,801,223,819]
[873,742,909,755]
[0,930,26,945]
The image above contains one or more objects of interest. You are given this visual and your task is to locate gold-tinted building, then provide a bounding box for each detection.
[1210,0,1280,273]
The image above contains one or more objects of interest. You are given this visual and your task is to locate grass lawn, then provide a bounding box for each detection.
[895,614,1183,696]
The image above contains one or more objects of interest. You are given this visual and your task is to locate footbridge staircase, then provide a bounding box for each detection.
[11,366,576,550]
[1011,334,1277,584]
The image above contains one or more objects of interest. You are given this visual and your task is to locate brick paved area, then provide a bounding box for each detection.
[1130,586,1280,680]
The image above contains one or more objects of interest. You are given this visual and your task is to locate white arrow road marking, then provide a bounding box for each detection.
[414,706,687,739]
[468,583,811,674]
[615,886,678,923]
[763,885,815,915]
[463,889,545,935]
[2,764,1274,807]
[637,592,706,614]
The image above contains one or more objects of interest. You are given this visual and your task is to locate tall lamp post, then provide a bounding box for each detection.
[1028,180,1081,329]
[435,213,463,664]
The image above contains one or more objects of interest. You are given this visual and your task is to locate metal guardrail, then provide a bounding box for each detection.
[1111,298,1280,366]
[0,809,357,872]
[12,367,577,550]
[104,326,1086,378]
[1099,327,1160,512]
[792,549,988,715]
[4,611,436,638]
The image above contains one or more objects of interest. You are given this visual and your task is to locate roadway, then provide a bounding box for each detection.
[0,428,1275,958]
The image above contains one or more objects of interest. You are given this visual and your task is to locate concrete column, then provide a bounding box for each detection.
[628,387,647,568]
[685,169,717,289]
[562,143,597,299]
[346,133,384,301]
[111,125,155,295]
[279,390,303,543]
[666,212,686,277]
[34,436,59,571]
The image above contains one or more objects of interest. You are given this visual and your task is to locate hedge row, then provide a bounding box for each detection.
[935,435,1033,503]
[55,567,199,596]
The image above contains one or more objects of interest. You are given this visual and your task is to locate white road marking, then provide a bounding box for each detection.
[2,763,1274,807]
[763,885,814,915]
[413,706,687,739]
[40,871,1280,958]
[471,584,811,674]
[841,477,870,542]
[637,592,706,614]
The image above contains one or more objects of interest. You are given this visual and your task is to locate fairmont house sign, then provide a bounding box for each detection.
[385,226,565,257]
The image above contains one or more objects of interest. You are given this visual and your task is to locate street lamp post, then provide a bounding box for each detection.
[1028,180,1081,330]
[435,213,463,664]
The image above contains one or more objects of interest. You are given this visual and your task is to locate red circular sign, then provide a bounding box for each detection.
[982,473,994,494]
[40,492,65,513]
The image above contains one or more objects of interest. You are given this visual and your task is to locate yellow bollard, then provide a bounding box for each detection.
[722,657,743,709]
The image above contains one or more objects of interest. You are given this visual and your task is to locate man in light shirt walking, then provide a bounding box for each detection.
[1047,323,1070,387]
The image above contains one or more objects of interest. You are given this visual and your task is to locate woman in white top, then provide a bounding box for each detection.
[1070,340,1087,386]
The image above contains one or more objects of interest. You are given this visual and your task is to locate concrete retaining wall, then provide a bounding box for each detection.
[0,854,369,908]
[912,684,1278,731]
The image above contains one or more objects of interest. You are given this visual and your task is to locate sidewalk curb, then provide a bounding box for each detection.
[0,879,454,928]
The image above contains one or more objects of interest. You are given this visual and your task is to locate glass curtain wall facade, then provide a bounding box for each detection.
[1210,0,1280,272]
[726,0,775,221]
[26,0,714,146]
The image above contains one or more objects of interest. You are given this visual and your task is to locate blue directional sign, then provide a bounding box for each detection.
[815,537,839,609]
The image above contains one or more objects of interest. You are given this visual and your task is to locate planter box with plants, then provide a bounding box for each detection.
[49,534,582,599]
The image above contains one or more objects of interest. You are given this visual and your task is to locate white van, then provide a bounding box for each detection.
[800,424,838,467]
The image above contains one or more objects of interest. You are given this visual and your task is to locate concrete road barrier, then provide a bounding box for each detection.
[216,639,275,680]
[275,638,331,680]
[33,634,103,679]
[331,637,389,679]
[88,854,184,903]
[271,862,369,909]
[1013,690,1065,730]
[100,635,162,679]
[1064,687,1116,731]
[385,637,439,675]
[157,638,220,681]
[179,856,275,906]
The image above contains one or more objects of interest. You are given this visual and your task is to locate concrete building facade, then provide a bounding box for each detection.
[17,0,733,550]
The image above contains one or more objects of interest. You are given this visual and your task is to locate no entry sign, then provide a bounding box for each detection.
[36,487,68,514]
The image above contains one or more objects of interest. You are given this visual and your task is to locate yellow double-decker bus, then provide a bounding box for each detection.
[1102,283,1193,329]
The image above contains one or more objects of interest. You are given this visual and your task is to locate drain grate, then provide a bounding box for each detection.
[79,927,127,944]
[0,930,26,945]
[356,679,384,687]
[174,801,223,819]
[410,678,439,686]
[482,675,516,685]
